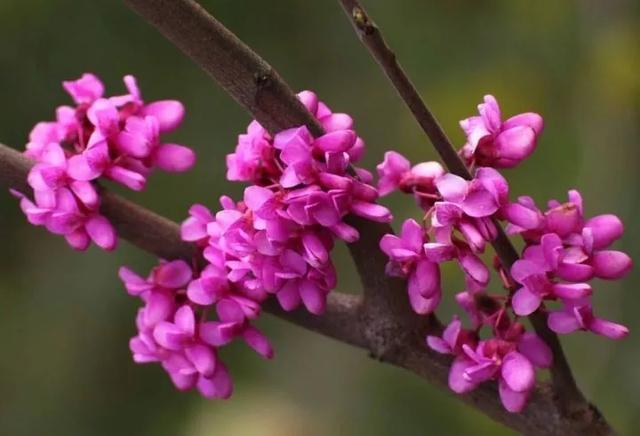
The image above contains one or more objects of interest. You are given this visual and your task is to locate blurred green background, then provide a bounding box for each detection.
[0,0,638,435]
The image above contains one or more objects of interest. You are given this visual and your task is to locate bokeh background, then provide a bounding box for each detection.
[1,0,638,435]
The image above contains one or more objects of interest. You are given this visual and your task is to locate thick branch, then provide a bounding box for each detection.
[336,0,613,433]
[123,0,425,368]
[123,0,323,137]
[0,142,610,434]
[0,143,364,345]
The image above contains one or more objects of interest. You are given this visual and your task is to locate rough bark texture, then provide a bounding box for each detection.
[0,0,616,433]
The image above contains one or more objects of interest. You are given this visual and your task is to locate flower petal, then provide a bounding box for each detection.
[591,250,632,280]
[517,333,552,368]
[448,357,478,394]
[547,311,581,334]
[142,100,185,133]
[499,378,530,413]
[501,351,535,392]
[153,143,196,172]
[511,287,542,316]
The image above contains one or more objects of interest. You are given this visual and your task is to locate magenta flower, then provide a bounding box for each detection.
[14,72,195,251]
[505,191,631,282]
[267,248,330,314]
[426,316,477,355]
[67,88,194,190]
[226,120,276,183]
[152,305,233,399]
[13,186,116,251]
[63,73,104,104]
[167,89,392,400]
[431,167,507,252]
[430,312,551,413]
[181,203,215,244]
[27,143,98,208]
[376,151,445,210]
[297,90,365,162]
[548,299,629,340]
[380,219,442,314]
[121,261,239,399]
[108,84,633,410]
[200,298,273,359]
[452,338,548,413]
[120,260,193,327]
[459,95,543,168]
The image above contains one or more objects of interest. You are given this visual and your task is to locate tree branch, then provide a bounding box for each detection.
[334,1,611,432]
[0,0,613,432]
[123,0,323,137]
[123,0,427,373]
[0,141,610,434]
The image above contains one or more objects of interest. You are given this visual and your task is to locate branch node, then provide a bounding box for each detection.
[352,7,375,35]
[254,70,273,89]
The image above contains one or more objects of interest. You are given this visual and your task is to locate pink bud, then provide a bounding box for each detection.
[591,250,632,279]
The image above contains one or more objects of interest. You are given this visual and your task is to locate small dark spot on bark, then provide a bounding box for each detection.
[254,71,272,89]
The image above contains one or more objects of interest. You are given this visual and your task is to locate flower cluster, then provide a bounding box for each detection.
[121,90,392,397]
[15,73,630,410]
[378,94,631,412]
[459,95,543,169]
[12,73,195,250]
[505,191,631,338]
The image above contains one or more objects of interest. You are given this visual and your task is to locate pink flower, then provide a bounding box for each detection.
[510,248,592,317]
[27,143,98,208]
[431,167,507,252]
[63,73,104,105]
[431,311,551,413]
[14,72,195,251]
[548,299,628,340]
[200,298,273,359]
[119,260,193,327]
[120,259,193,297]
[376,151,445,210]
[121,261,240,399]
[226,121,276,183]
[297,90,365,162]
[459,95,543,168]
[150,305,233,399]
[69,90,194,190]
[426,316,477,355]
[380,219,442,314]
[13,186,116,251]
[505,191,631,281]
[451,336,549,413]
[181,204,215,244]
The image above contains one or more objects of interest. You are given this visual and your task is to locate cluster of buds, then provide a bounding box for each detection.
[13,75,630,410]
[120,91,392,397]
[505,192,631,338]
[12,73,195,250]
[378,95,631,412]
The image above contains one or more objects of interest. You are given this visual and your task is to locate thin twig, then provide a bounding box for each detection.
[336,0,609,432]
[0,141,609,434]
